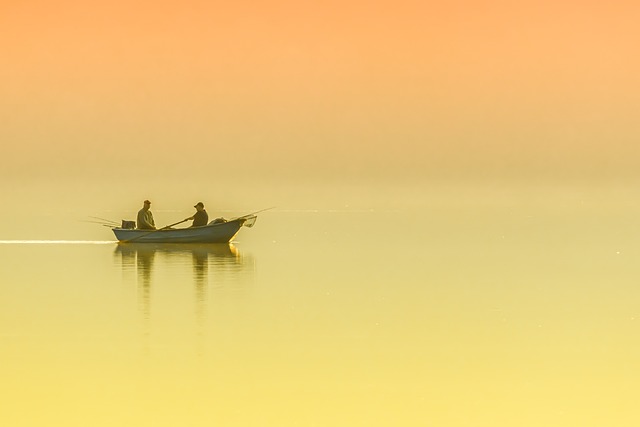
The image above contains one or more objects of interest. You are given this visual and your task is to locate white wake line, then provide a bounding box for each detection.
[0,240,116,245]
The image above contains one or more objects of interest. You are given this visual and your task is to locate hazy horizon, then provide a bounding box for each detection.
[2,1,640,188]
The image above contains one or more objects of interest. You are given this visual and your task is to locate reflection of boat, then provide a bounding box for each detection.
[112,216,256,243]
[113,241,254,355]
[115,242,240,258]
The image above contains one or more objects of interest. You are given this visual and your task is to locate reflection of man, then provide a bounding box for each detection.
[186,202,209,227]
[137,200,156,230]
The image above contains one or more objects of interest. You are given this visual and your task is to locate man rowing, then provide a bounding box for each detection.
[185,201,209,227]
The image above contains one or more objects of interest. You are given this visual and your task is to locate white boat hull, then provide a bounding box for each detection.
[112,218,248,243]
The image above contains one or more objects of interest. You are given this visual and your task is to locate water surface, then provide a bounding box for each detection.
[2,185,640,426]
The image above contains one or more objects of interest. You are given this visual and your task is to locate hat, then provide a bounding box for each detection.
[194,202,204,208]
[144,200,151,204]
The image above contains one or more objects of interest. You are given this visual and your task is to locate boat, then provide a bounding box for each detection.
[112,216,257,244]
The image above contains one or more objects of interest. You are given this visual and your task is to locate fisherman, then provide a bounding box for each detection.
[137,200,156,230]
[186,202,209,227]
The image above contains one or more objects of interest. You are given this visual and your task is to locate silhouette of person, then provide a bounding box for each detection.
[186,202,209,227]
[137,200,156,230]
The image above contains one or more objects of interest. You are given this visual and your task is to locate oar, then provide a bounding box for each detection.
[122,219,189,243]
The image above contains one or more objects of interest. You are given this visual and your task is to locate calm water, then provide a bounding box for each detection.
[2,185,640,426]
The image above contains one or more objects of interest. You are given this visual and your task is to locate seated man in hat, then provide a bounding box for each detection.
[186,202,209,227]
[137,200,156,230]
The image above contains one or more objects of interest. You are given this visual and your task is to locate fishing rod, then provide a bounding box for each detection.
[231,207,276,220]
[89,216,120,225]
[81,219,120,227]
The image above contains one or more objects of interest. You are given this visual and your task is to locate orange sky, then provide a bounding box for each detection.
[1,0,640,184]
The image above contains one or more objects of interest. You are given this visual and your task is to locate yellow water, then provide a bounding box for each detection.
[1,182,640,426]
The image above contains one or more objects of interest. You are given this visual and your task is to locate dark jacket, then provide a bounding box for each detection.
[191,210,208,227]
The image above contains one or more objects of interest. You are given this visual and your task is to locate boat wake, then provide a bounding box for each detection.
[0,240,115,245]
